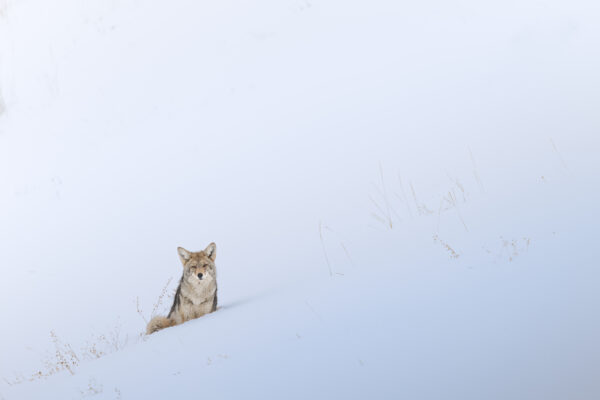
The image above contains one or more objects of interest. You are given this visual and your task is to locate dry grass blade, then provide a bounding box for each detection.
[136,297,147,324]
[319,221,333,277]
[396,173,414,218]
[410,182,434,216]
[550,138,569,171]
[151,277,174,319]
[433,234,460,259]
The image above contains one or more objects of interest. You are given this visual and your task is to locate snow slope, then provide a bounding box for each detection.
[1,0,599,398]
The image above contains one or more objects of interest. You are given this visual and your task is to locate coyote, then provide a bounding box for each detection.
[146,243,218,335]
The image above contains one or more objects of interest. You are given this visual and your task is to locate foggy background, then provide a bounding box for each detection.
[1,0,599,398]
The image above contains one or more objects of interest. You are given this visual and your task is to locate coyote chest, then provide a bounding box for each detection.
[170,274,217,323]
[146,243,218,335]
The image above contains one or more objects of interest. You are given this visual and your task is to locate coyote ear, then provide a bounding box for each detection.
[204,242,216,261]
[177,247,192,264]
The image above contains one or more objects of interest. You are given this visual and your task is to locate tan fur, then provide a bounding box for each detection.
[146,316,176,334]
[146,243,218,335]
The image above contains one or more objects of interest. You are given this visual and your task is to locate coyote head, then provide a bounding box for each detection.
[177,243,217,284]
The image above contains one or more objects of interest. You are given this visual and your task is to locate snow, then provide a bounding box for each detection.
[1,0,599,398]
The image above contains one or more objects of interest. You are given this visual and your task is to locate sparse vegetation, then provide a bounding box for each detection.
[433,234,460,259]
[79,378,103,398]
[363,163,535,266]
[370,163,472,232]
[3,279,176,387]
[483,237,531,263]
[3,324,133,386]
[318,222,355,277]
[136,277,174,325]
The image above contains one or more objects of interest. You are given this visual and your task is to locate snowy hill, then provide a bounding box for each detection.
[1,0,599,399]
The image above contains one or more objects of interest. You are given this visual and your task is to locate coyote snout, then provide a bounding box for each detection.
[146,242,218,335]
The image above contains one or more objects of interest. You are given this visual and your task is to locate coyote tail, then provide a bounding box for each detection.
[146,316,175,335]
